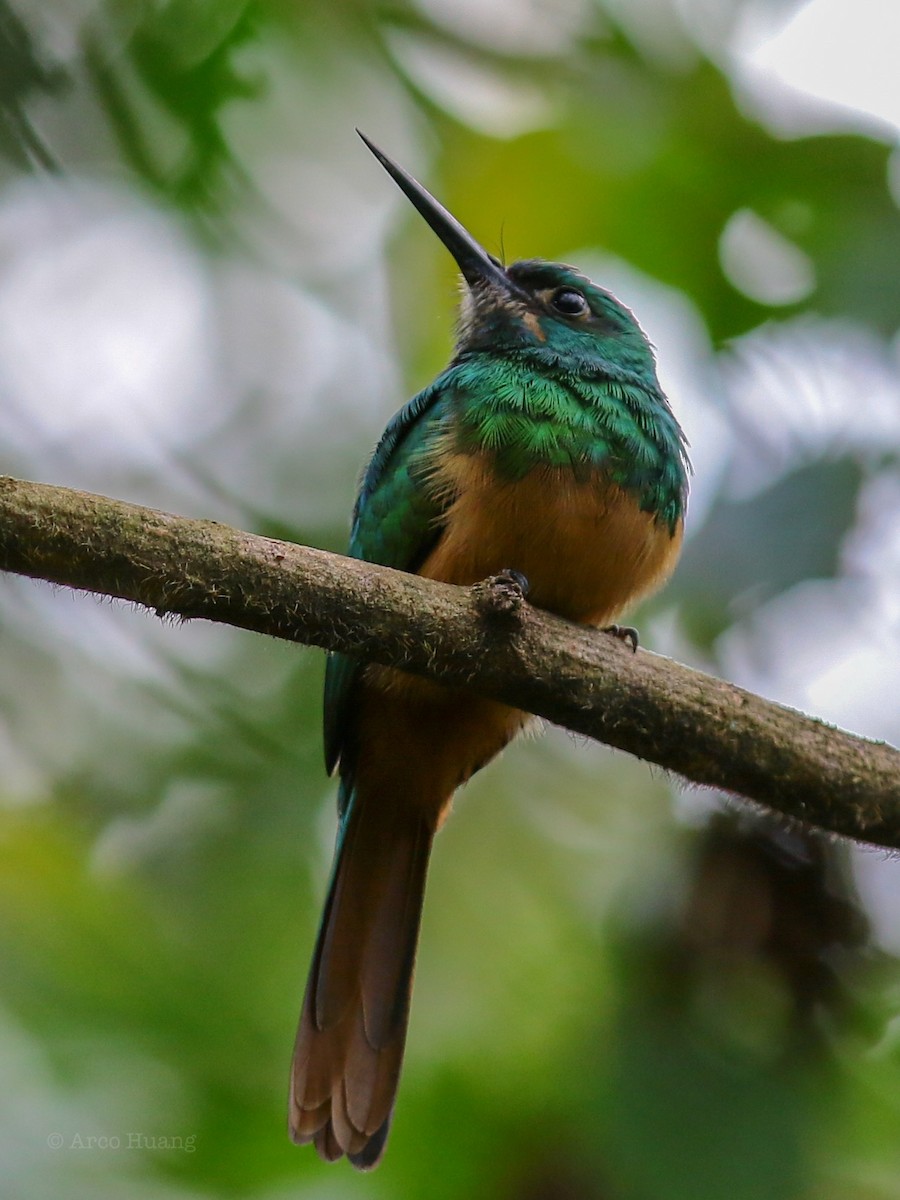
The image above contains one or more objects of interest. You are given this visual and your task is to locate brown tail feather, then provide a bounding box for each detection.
[290,788,435,1168]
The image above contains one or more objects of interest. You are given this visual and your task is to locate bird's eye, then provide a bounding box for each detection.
[550,288,589,317]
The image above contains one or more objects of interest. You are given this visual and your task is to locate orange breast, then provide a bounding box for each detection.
[419,449,683,625]
[352,448,683,826]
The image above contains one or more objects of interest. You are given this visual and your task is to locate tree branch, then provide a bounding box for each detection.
[0,475,897,843]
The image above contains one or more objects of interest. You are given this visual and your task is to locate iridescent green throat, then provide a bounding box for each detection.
[434,348,689,533]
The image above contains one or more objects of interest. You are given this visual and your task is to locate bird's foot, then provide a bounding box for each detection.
[473,569,529,621]
[602,624,639,653]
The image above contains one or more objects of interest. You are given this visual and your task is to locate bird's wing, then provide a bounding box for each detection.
[323,381,452,783]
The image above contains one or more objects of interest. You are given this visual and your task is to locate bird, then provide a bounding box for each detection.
[289,131,690,1169]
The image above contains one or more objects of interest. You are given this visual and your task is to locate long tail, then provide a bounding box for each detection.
[289,782,435,1169]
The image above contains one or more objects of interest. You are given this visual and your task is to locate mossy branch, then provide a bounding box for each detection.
[0,474,897,844]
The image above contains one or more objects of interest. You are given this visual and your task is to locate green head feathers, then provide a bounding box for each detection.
[458,258,662,382]
[358,132,689,530]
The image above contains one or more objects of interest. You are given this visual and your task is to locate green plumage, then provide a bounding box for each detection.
[324,264,689,778]
[295,134,691,1171]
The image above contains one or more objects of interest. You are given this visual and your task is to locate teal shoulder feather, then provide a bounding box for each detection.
[323,380,451,778]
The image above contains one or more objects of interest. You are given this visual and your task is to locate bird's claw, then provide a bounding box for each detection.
[603,623,639,653]
[474,569,529,620]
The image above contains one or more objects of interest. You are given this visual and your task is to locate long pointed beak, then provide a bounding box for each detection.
[357,130,519,295]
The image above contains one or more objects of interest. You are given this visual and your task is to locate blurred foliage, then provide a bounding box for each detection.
[85,0,260,211]
[0,0,66,169]
[0,0,898,1197]
[675,457,864,645]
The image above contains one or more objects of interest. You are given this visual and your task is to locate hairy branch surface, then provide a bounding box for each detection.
[0,475,897,843]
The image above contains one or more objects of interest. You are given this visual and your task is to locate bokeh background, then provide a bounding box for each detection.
[0,0,898,1196]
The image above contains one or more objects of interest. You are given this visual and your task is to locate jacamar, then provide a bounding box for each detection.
[290,133,690,1168]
